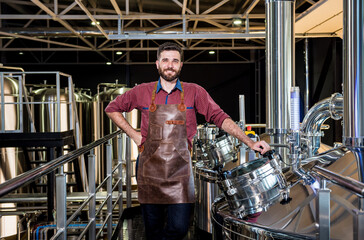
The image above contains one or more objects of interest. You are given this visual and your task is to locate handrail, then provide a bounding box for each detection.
[312,165,364,197]
[0,130,122,198]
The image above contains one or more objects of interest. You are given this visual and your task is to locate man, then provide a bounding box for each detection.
[105,42,270,240]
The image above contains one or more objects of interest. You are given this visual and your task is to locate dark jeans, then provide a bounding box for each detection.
[140,203,193,240]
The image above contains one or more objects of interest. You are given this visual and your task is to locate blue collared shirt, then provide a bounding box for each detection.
[156,78,183,104]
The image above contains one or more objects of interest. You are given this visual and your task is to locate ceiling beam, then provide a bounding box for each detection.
[202,0,230,14]
[0,31,92,50]
[59,2,78,15]
[203,19,233,31]
[30,0,96,49]
[0,46,266,51]
[108,32,265,40]
[0,14,266,20]
[171,0,195,15]
[241,0,260,18]
[75,0,109,38]
[110,0,122,15]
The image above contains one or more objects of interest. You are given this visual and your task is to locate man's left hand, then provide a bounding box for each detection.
[250,141,271,155]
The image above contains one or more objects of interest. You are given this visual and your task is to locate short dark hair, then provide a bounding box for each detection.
[157,42,183,61]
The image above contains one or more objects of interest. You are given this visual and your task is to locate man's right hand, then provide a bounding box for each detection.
[133,133,142,146]
[106,111,142,146]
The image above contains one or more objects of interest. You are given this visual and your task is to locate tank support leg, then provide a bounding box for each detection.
[316,179,331,240]
[353,197,364,240]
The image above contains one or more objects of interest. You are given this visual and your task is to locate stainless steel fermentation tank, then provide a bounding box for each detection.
[31,86,70,132]
[74,88,93,145]
[212,148,359,239]
[193,124,221,233]
[30,85,92,187]
[93,83,140,185]
[0,76,24,237]
[195,161,221,233]
[0,76,28,181]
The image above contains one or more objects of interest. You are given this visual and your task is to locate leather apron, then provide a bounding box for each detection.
[137,81,195,204]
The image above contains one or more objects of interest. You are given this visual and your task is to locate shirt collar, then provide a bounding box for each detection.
[156,78,183,93]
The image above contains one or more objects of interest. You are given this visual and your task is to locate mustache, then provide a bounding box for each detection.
[164,68,176,72]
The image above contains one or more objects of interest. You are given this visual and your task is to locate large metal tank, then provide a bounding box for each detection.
[74,88,93,145]
[30,84,88,191]
[193,124,221,233]
[0,76,21,237]
[31,85,70,132]
[93,83,141,185]
[194,161,221,233]
[212,148,360,239]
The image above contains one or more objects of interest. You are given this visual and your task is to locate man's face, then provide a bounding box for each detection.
[156,50,183,82]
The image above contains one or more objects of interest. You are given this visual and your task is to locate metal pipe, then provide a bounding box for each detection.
[88,150,96,240]
[265,0,295,166]
[106,140,113,238]
[301,146,349,165]
[56,173,67,240]
[238,95,245,130]
[117,134,123,240]
[304,38,310,115]
[301,93,343,155]
[126,135,132,208]
[313,165,364,197]
[343,0,364,183]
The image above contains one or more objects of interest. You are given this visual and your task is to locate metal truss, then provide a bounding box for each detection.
[0,0,327,64]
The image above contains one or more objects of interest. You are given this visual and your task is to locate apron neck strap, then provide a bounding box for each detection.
[149,81,158,112]
[178,82,186,112]
[150,80,186,112]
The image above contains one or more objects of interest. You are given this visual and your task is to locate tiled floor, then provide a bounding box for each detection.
[114,206,212,240]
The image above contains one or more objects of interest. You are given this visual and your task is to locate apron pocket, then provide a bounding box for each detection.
[149,123,162,141]
[143,142,189,180]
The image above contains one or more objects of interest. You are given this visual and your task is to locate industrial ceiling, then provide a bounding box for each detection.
[0,0,342,65]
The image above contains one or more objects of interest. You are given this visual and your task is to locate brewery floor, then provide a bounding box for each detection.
[115,205,213,240]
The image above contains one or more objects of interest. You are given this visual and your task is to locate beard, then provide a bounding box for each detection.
[158,67,181,82]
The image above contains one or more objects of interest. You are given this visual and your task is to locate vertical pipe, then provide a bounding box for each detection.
[54,0,58,15]
[56,72,61,132]
[1,72,5,132]
[239,95,246,164]
[353,206,364,240]
[117,135,124,240]
[125,0,129,15]
[56,172,67,240]
[88,149,96,240]
[291,87,300,131]
[343,0,364,182]
[265,0,295,165]
[106,140,113,238]
[18,77,23,132]
[126,135,132,208]
[317,179,331,240]
[238,95,245,129]
[304,38,310,115]
[183,16,186,41]
[47,148,55,222]
[118,16,121,35]
[68,77,73,130]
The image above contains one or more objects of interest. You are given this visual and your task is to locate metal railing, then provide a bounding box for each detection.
[0,130,132,239]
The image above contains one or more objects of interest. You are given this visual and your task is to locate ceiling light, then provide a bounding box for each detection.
[116,51,122,55]
[233,19,243,25]
[91,21,100,25]
[19,52,24,55]
[209,50,215,55]
[106,62,112,65]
